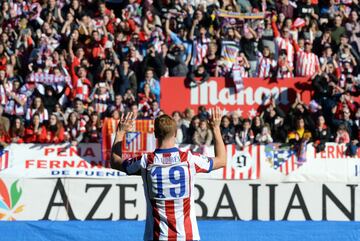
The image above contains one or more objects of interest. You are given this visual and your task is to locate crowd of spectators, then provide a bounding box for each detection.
[0,0,359,156]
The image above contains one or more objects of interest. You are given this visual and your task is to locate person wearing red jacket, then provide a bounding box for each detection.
[44,114,65,144]
[24,113,47,143]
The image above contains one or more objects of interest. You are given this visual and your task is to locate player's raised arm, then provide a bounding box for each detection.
[110,112,135,172]
[209,107,227,170]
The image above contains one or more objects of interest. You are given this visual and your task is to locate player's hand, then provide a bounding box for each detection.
[209,107,222,129]
[117,112,135,133]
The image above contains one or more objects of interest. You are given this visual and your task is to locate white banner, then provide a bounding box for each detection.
[0,144,126,178]
[0,177,359,221]
[0,143,359,182]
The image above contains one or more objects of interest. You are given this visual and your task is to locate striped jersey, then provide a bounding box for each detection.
[295,50,320,77]
[122,147,214,241]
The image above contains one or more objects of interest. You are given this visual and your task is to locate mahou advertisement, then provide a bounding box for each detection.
[161,77,311,116]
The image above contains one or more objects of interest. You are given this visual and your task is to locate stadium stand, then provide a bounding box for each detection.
[0,0,359,156]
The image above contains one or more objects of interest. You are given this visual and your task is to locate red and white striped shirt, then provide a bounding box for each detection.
[0,82,13,106]
[65,119,86,141]
[191,37,210,67]
[277,59,293,78]
[257,55,277,78]
[123,147,213,241]
[4,92,27,116]
[295,50,320,77]
[275,37,295,64]
[26,108,49,123]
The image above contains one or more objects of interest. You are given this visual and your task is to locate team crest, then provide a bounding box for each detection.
[265,143,300,175]
[126,132,141,146]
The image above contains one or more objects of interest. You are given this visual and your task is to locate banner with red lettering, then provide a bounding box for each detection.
[161,77,312,117]
[0,143,126,178]
[0,142,359,181]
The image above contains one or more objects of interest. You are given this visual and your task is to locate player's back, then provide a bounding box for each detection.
[141,147,213,241]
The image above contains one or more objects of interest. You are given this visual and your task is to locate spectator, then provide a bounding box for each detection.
[256,46,276,78]
[138,83,156,112]
[276,0,295,19]
[277,49,294,78]
[331,15,346,45]
[335,124,350,144]
[251,116,264,138]
[181,108,195,143]
[90,81,114,115]
[313,115,331,153]
[171,111,184,145]
[272,15,295,65]
[34,84,68,115]
[345,10,360,53]
[255,124,273,144]
[4,79,27,118]
[287,117,312,145]
[0,122,9,148]
[189,19,210,68]
[220,116,235,145]
[193,119,213,146]
[220,27,240,69]
[139,68,160,103]
[235,118,254,149]
[45,114,65,144]
[143,100,161,119]
[184,115,200,144]
[117,59,137,96]
[204,42,218,77]
[53,103,66,123]
[70,56,92,102]
[123,89,137,109]
[0,105,9,132]
[231,52,251,78]
[25,96,49,124]
[231,111,242,133]
[24,113,46,143]
[65,112,85,146]
[84,112,102,143]
[297,0,318,20]
[294,39,321,77]
[165,43,189,77]
[187,64,210,86]
[9,117,24,143]
[197,106,210,120]
[313,29,336,56]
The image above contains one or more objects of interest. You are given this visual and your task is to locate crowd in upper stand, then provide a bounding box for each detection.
[0,0,359,155]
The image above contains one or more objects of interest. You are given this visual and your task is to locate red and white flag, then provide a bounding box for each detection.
[223,145,260,180]
[278,154,299,175]
[0,151,9,171]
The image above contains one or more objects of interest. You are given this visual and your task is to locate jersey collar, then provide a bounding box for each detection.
[154,147,179,153]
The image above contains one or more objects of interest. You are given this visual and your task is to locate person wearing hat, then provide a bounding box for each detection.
[293,38,321,77]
